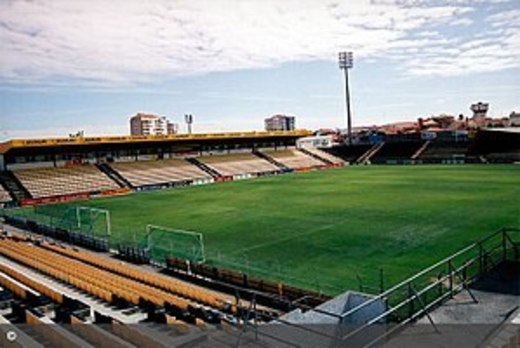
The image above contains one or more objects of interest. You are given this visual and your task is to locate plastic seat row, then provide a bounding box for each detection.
[0,242,128,304]
[111,159,210,186]
[0,241,113,303]
[5,241,168,306]
[0,239,192,311]
[13,165,119,198]
[0,241,156,306]
[43,243,232,310]
[304,148,345,165]
[0,269,28,299]
[0,263,63,303]
[198,153,278,176]
[418,142,470,159]
[262,149,325,169]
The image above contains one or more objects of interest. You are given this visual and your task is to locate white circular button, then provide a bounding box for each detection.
[6,330,17,342]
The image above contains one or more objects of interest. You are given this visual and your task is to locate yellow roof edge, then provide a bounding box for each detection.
[0,130,312,155]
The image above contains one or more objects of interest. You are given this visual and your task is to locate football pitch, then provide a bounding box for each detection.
[65,164,519,294]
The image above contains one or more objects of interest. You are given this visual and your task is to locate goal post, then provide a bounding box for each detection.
[145,224,206,264]
[33,204,111,239]
[75,206,111,237]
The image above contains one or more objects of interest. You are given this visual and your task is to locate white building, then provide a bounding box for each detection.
[296,135,334,148]
[470,102,489,119]
[264,114,295,131]
[130,113,178,136]
[509,111,520,127]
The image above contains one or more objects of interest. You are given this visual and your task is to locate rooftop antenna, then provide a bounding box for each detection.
[185,114,193,134]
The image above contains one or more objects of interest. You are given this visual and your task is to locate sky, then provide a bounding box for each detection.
[0,0,519,140]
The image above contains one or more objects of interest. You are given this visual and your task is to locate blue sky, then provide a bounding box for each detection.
[0,0,519,140]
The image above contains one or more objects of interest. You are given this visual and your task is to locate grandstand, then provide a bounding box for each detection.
[322,130,520,165]
[13,165,120,199]
[0,129,517,206]
[370,142,424,163]
[42,242,233,309]
[261,148,326,170]
[324,144,373,163]
[300,147,346,165]
[0,239,230,311]
[110,159,211,188]
[469,128,520,163]
[417,140,471,163]
[0,150,344,204]
[0,131,318,204]
[0,234,236,317]
[198,152,280,177]
[0,233,263,347]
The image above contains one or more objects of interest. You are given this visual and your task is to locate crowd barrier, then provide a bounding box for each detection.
[167,256,330,310]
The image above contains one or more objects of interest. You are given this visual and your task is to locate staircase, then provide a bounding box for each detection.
[18,325,55,348]
[185,157,222,178]
[357,143,384,164]
[253,151,291,171]
[96,163,133,188]
[411,140,430,160]
[0,170,31,202]
[298,148,334,165]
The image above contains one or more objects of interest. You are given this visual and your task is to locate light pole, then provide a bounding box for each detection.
[339,51,353,145]
[184,114,193,135]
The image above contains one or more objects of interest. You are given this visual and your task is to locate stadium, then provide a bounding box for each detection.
[1,1,520,346]
[0,125,519,347]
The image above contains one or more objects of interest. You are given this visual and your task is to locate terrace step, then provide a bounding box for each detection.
[96,163,133,189]
[0,170,32,202]
[357,142,384,164]
[18,325,55,348]
[185,157,222,178]
[298,148,334,165]
[411,140,431,160]
[253,151,290,171]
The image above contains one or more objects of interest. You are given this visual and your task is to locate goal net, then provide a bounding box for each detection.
[145,224,205,264]
[33,205,111,238]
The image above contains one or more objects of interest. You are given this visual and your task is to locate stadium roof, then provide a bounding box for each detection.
[0,130,312,155]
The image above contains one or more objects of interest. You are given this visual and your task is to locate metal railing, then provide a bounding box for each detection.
[238,227,520,347]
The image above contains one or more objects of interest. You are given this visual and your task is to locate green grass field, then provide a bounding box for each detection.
[61,165,519,294]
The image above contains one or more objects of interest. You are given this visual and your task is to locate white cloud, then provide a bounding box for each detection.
[401,23,520,76]
[0,0,517,86]
[486,9,520,27]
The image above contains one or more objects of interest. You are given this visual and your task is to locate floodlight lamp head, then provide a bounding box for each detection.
[338,51,353,69]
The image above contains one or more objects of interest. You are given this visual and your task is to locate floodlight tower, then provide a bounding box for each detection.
[184,114,193,135]
[338,51,354,145]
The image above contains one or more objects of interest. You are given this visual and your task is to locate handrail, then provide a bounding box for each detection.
[340,258,477,342]
[241,227,520,347]
[339,227,518,320]
[338,227,520,345]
